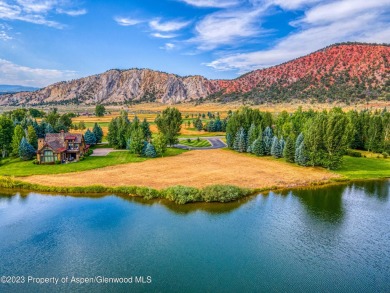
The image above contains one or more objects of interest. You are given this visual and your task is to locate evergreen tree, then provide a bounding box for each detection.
[129,127,144,155]
[45,123,54,134]
[271,136,282,158]
[92,123,103,143]
[84,129,97,145]
[283,134,296,163]
[11,125,25,156]
[141,118,152,140]
[107,118,119,148]
[263,126,273,155]
[234,127,247,152]
[226,133,233,149]
[295,141,308,166]
[18,137,36,161]
[153,132,168,157]
[144,142,157,158]
[27,125,38,149]
[279,137,286,158]
[296,132,304,149]
[252,137,265,156]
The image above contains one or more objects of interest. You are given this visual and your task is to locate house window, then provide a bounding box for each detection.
[43,150,55,163]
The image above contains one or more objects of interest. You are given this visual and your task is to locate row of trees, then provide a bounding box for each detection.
[192,116,227,132]
[226,107,390,169]
[107,107,182,157]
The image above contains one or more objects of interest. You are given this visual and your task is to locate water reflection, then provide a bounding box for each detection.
[291,184,346,223]
[353,180,390,201]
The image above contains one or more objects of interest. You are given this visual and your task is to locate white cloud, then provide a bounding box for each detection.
[0,59,77,87]
[57,8,87,16]
[0,22,12,40]
[151,32,177,38]
[191,8,265,50]
[114,16,142,26]
[206,0,390,73]
[160,43,175,50]
[0,0,86,28]
[266,0,321,10]
[149,18,190,32]
[178,0,240,8]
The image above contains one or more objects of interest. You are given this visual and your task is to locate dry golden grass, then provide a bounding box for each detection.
[20,149,339,189]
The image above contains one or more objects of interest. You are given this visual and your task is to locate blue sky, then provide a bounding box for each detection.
[0,0,389,87]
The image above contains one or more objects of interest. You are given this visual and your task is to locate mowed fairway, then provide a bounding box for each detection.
[20,149,339,189]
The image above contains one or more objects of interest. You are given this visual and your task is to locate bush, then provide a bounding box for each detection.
[162,186,201,204]
[346,149,362,157]
[55,160,61,165]
[32,159,39,164]
[382,152,389,159]
[201,185,252,202]
[187,138,191,143]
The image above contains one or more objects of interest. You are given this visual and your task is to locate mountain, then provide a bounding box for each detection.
[1,42,389,106]
[0,85,40,94]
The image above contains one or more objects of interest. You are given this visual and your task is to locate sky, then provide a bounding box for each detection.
[0,0,389,87]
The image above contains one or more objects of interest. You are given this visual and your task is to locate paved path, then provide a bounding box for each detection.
[174,137,226,150]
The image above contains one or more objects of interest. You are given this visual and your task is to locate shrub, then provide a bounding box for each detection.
[187,138,191,143]
[346,149,362,157]
[201,185,252,203]
[382,152,389,159]
[162,186,201,204]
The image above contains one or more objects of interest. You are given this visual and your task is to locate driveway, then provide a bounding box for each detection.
[90,148,115,156]
[174,137,226,150]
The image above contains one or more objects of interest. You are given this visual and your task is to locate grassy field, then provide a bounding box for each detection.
[180,139,211,147]
[0,148,185,177]
[18,149,338,189]
[335,156,390,179]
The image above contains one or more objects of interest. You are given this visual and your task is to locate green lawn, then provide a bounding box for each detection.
[0,148,185,177]
[180,139,211,147]
[335,156,390,180]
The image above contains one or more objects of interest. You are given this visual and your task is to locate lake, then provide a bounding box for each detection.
[0,180,389,292]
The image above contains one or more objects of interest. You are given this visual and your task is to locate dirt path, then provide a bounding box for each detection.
[20,149,339,189]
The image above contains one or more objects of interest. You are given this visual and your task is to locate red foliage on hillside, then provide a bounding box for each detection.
[214,43,389,94]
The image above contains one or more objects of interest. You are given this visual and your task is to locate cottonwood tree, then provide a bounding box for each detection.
[11,125,25,156]
[155,107,182,146]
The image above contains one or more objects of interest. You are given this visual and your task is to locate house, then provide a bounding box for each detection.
[37,131,89,164]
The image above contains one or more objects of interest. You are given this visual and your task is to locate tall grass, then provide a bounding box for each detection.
[0,176,254,204]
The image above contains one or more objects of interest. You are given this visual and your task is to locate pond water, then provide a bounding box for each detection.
[0,180,389,292]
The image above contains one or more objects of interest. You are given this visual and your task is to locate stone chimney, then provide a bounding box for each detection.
[38,138,45,150]
[60,130,65,139]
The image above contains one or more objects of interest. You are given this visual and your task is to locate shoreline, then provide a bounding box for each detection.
[1,175,388,204]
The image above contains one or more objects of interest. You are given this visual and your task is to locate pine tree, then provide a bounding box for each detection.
[296,132,304,149]
[144,142,157,158]
[283,134,296,163]
[11,125,25,156]
[271,136,282,158]
[295,141,308,166]
[263,126,273,155]
[84,129,97,145]
[27,125,38,149]
[279,137,285,156]
[252,137,265,156]
[234,127,247,152]
[226,133,233,149]
[45,123,54,134]
[18,137,36,161]
[92,123,104,143]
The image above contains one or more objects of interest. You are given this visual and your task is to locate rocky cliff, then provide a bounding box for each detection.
[1,42,389,106]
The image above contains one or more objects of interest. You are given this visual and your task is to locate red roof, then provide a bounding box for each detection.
[57,148,66,153]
